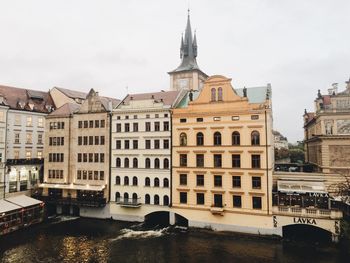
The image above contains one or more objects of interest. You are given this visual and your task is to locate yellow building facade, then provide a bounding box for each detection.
[171,75,275,233]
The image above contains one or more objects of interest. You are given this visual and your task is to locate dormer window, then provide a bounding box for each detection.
[18,101,25,109]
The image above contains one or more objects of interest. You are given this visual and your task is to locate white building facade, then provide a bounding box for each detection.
[110,91,184,220]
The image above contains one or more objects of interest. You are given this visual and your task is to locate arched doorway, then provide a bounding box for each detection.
[283,224,332,243]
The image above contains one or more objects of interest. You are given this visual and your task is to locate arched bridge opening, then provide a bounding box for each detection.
[144,211,189,228]
[283,224,332,243]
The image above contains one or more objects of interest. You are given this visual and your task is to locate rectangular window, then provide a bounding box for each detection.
[213,117,221,121]
[252,155,261,168]
[233,195,242,208]
[180,154,187,167]
[124,140,130,149]
[78,153,82,162]
[196,118,203,122]
[196,154,204,167]
[38,117,44,127]
[83,136,88,145]
[78,121,82,128]
[196,174,204,186]
[77,170,81,180]
[14,133,20,144]
[145,122,151,132]
[180,118,187,123]
[197,193,205,205]
[155,114,159,118]
[163,139,169,149]
[154,139,160,149]
[133,140,138,149]
[154,121,160,131]
[125,115,129,119]
[180,192,187,204]
[146,114,150,118]
[84,121,88,128]
[26,116,32,126]
[37,151,42,159]
[26,150,31,159]
[214,154,222,168]
[133,123,138,132]
[116,123,121,132]
[252,177,261,189]
[26,133,32,144]
[214,175,222,187]
[180,174,187,185]
[117,116,121,120]
[83,153,87,162]
[100,153,105,163]
[251,115,259,120]
[125,123,130,132]
[133,115,137,119]
[232,116,240,121]
[15,115,21,125]
[100,120,105,128]
[94,153,98,162]
[252,196,262,209]
[145,140,151,149]
[89,136,93,145]
[95,136,99,145]
[163,121,169,131]
[94,171,99,180]
[95,120,100,128]
[38,134,43,144]
[116,140,121,149]
[83,171,87,180]
[89,153,93,162]
[78,136,82,145]
[100,171,104,180]
[232,154,241,168]
[89,120,94,128]
[88,171,93,180]
[232,176,241,188]
[14,150,19,159]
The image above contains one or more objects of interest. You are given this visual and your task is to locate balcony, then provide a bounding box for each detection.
[37,195,107,207]
[272,206,343,219]
[7,158,44,166]
[210,205,224,215]
[116,198,141,208]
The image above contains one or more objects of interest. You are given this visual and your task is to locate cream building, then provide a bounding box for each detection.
[110,91,185,221]
[39,89,118,217]
[171,75,275,233]
[304,80,350,174]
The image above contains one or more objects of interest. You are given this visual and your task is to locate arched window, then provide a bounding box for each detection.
[163,158,169,169]
[145,158,151,168]
[145,177,150,186]
[251,131,260,145]
[163,178,169,188]
[180,133,187,146]
[115,192,120,202]
[124,176,129,185]
[163,195,169,206]
[124,158,129,168]
[232,131,240,145]
[133,158,138,168]
[218,87,223,101]
[214,132,222,146]
[154,177,160,187]
[154,158,160,169]
[211,88,216,101]
[116,158,121,167]
[154,195,160,205]
[145,194,150,204]
[132,176,138,186]
[124,192,129,202]
[115,176,120,185]
[196,132,204,146]
[132,193,138,203]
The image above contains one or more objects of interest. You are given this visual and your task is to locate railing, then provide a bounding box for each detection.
[38,196,107,207]
[116,198,141,208]
[7,158,44,166]
[273,206,342,219]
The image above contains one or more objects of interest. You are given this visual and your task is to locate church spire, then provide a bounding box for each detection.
[171,10,201,73]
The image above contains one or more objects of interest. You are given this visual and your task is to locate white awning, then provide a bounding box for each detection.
[6,195,43,207]
[39,183,105,191]
[277,180,327,194]
[0,199,21,214]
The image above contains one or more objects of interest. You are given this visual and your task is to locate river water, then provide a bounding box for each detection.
[0,217,348,263]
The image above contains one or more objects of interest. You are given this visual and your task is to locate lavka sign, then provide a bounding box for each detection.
[293,217,317,225]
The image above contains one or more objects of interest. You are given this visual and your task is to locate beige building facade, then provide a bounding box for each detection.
[171,75,275,233]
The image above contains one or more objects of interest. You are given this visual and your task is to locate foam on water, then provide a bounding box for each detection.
[50,215,80,224]
[110,227,169,241]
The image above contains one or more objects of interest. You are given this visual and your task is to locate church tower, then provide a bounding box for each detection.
[168,10,208,91]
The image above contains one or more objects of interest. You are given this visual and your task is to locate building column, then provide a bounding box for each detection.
[169,211,175,225]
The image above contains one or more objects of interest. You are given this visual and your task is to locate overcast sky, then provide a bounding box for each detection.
[0,0,349,142]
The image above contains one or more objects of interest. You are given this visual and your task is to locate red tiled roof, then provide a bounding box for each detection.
[122,90,180,106]
[0,85,55,113]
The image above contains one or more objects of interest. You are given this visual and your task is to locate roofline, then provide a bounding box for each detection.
[167,68,208,78]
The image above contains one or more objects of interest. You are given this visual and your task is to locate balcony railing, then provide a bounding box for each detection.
[272,206,342,219]
[37,196,107,207]
[210,205,224,215]
[7,158,44,166]
[116,198,141,208]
